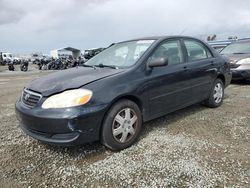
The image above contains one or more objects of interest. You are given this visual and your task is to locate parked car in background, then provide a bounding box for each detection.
[220,39,250,81]
[16,36,231,151]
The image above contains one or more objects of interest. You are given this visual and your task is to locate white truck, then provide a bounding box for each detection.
[0,52,13,65]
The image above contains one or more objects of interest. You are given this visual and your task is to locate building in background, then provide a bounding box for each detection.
[50,47,81,59]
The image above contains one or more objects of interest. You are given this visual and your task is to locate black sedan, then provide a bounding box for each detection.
[220,39,250,81]
[16,36,232,150]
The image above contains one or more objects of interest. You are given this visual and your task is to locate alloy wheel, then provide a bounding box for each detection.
[213,83,223,103]
[112,108,138,143]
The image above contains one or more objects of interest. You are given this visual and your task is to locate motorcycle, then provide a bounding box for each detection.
[47,59,62,70]
[60,59,71,69]
[37,59,46,70]
[41,61,49,70]
[47,60,55,70]
[8,61,15,71]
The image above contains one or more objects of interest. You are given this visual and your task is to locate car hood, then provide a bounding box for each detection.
[222,53,250,63]
[27,67,125,96]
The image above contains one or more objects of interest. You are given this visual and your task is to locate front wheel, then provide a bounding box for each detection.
[101,100,142,151]
[204,79,224,108]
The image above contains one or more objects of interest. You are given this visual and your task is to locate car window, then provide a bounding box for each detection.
[151,40,184,65]
[184,40,212,61]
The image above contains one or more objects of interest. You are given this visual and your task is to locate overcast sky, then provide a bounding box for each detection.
[0,0,250,54]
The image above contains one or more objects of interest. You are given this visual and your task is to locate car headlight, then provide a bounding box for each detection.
[42,89,92,109]
[237,58,250,65]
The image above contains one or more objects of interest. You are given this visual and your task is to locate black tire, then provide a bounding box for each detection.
[23,66,28,72]
[101,99,142,151]
[204,79,224,108]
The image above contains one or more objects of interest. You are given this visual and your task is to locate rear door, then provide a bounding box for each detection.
[145,39,193,118]
[182,39,217,102]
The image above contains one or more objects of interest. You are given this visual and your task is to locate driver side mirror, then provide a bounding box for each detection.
[147,57,168,70]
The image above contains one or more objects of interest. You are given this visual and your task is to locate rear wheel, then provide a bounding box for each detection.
[101,100,142,151]
[204,79,224,108]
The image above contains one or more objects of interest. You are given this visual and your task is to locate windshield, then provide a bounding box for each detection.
[85,40,155,68]
[221,42,250,54]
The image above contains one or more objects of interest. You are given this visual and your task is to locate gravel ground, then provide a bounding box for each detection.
[0,70,249,188]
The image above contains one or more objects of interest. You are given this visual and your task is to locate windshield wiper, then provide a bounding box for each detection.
[96,63,119,69]
[82,64,96,69]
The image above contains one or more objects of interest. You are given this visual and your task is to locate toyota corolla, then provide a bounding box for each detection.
[15,36,232,150]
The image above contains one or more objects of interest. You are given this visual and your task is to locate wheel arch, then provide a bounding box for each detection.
[106,94,144,118]
[217,74,225,85]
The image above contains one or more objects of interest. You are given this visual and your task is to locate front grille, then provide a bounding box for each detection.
[22,89,42,108]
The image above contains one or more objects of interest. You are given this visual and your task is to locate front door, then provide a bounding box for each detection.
[144,39,193,119]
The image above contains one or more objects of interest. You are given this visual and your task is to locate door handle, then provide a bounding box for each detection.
[210,61,215,65]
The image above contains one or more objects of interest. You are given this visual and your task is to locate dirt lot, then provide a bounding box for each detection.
[0,70,249,188]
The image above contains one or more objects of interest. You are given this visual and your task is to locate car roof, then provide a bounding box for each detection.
[120,35,201,43]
